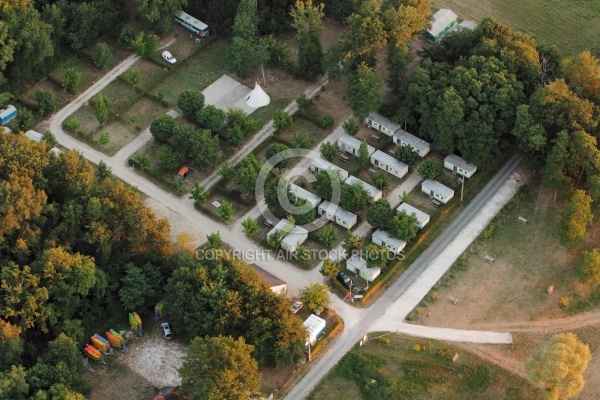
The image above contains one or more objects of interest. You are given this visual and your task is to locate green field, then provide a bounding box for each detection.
[431,0,600,55]
[308,335,543,400]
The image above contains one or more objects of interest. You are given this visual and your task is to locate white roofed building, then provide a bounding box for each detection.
[396,203,430,229]
[392,130,430,157]
[337,134,375,157]
[309,156,349,181]
[421,179,455,204]
[364,112,400,136]
[289,183,321,208]
[444,154,477,178]
[318,201,357,229]
[372,229,406,254]
[345,175,383,203]
[371,150,408,179]
[426,9,458,42]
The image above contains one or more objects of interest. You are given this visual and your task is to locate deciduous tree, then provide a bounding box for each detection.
[119,263,151,311]
[179,335,260,400]
[559,190,593,247]
[395,145,418,165]
[320,258,340,279]
[196,105,226,133]
[367,199,392,229]
[219,200,234,222]
[94,94,109,124]
[300,283,330,311]
[525,333,591,400]
[358,140,370,168]
[266,143,291,169]
[189,182,210,205]
[340,182,369,212]
[242,218,260,236]
[418,158,442,180]
[135,0,185,35]
[388,210,418,241]
[317,224,337,248]
[62,66,81,94]
[579,249,600,286]
[290,0,325,81]
[178,89,205,120]
[320,142,337,161]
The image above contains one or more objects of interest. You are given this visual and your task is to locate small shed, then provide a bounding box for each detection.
[337,134,375,157]
[25,129,44,142]
[309,156,349,181]
[372,229,406,254]
[392,130,431,157]
[346,255,381,282]
[444,154,477,179]
[345,175,383,203]
[282,225,309,253]
[421,179,454,204]
[371,150,408,179]
[318,201,357,229]
[251,263,287,295]
[364,112,400,136]
[458,20,477,31]
[304,314,326,349]
[289,183,321,208]
[426,9,458,42]
[0,105,17,125]
[396,203,430,229]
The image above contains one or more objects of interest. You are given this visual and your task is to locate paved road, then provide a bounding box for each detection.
[284,152,522,400]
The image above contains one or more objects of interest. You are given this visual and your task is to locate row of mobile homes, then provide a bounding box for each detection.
[346,255,381,282]
[396,203,430,229]
[304,314,326,349]
[371,150,408,179]
[444,154,477,179]
[372,229,406,254]
[25,130,44,142]
[421,179,454,204]
[392,130,430,157]
[0,105,17,125]
[337,134,375,157]
[425,9,458,42]
[364,112,400,136]
[282,226,309,253]
[309,156,349,181]
[289,183,322,208]
[318,201,357,229]
[345,175,383,203]
[251,264,287,295]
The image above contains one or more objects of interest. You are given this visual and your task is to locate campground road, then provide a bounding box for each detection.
[284,152,522,400]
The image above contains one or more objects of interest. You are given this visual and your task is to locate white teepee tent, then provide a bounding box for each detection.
[246,83,270,108]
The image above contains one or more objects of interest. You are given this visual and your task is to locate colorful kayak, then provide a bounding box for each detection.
[134,312,142,327]
[110,329,124,342]
[129,313,138,329]
[105,331,121,347]
[91,335,110,352]
[84,344,102,360]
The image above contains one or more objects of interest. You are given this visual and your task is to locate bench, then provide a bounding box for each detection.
[264,219,274,227]
[483,255,495,264]
[338,153,349,162]
[430,198,442,208]
[517,216,528,224]
[387,149,396,156]
[368,168,378,176]
[547,285,554,294]
[447,297,459,305]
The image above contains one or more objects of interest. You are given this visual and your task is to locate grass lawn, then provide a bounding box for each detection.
[98,79,139,112]
[124,59,167,90]
[22,80,71,112]
[430,0,600,56]
[279,117,328,149]
[307,334,543,400]
[151,39,229,107]
[125,96,170,129]
[68,104,101,135]
[50,57,106,93]
[94,121,139,156]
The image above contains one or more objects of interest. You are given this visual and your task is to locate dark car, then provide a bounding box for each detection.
[337,271,352,289]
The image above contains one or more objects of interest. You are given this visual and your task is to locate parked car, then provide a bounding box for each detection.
[337,271,352,289]
[161,322,172,339]
[162,51,177,64]
[291,301,303,313]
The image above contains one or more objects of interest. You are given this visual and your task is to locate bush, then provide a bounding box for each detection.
[377,337,390,345]
[118,24,137,49]
[412,343,421,352]
[320,114,334,129]
[273,109,292,131]
[98,132,110,145]
[296,94,311,108]
[15,108,34,131]
[64,117,81,132]
[33,89,57,117]
[94,42,112,69]
[63,67,82,94]
[559,296,570,308]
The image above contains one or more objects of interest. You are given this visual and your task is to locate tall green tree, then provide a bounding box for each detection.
[228,0,261,78]
[579,249,600,286]
[242,218,260,236]
[234,154,262,195]
[135,0,186,34]
[345,62,383,119]
[266,143,291,169]
[388,210,418,241]
[525,333,591,400]
[197,105,226,133]
[358,140,370,168]
[367,199,392,230]
[340,182,369,212]
[62,66,81,94]
[179,335,260,400]
[418,158,443,180]
[178,89,205,120]
[119,263,151,311]
[94,94,109,124]
[290,0,325,81]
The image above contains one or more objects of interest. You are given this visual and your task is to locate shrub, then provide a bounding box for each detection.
[129,68,141,86]
[98,132,110,145]
[94,42,112,69]
[559,296,570,308]
[273,109,292,131]
[118,24,137,49]
[342,118,359,136]
[412,343,421,352]
[429,293,438,302]
[64,117,81,132]
[320,114,334,129]
[377,337,390,346]
[33,89,57,117]
[415,308,423,315]
[296,94,310,108]
[63,67,82,94]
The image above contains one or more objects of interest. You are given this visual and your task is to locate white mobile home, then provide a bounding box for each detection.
[392,130,430,157]
[444,154,477,179]
[281,226,309,253]
[371,150,408,179]
[267,219,294,240]
[372,229,406,254]
[345,175,383,203]
[337,134,375,157]
[309,156,349,181]
[364,112,400,136]
[0,104,17,125]
[304,314,326,349]
[289,183,321,208]
[396,203,430,229]
[318,201,357,229]
[25,129,44,142]
[251,264,287,295]
[346,255,381,282]
[421,179,454,204]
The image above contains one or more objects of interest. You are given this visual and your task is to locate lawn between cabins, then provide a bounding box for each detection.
[307,334,543,400]
[430,0,600,56]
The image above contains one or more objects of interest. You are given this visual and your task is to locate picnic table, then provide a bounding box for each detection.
[369,134,381,142]
[368,168,378,176]
[430,198,442,208]
[447,297,459,305]
[264,219,274,227]
[517,216,528,224]
[338,153,349,162]
[483,255,495,263]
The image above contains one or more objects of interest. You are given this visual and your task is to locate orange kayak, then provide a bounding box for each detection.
[106,331,121,347]
[134,312,142,327]
[91,335,109,352]
[84,344,102,360]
